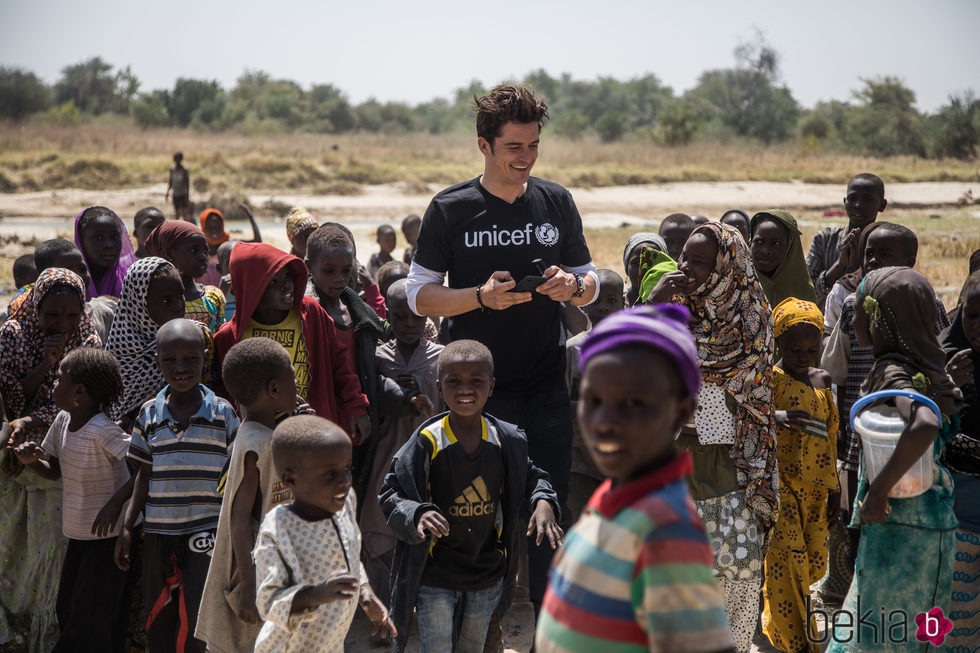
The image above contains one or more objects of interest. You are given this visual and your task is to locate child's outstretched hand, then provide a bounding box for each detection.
[774,410,811,429]
[317,570,359,604]
[359,585,397,638]
[91,495,126,538]
[416,510,449,540]
[13,441,44,465]
[528,500,563,550]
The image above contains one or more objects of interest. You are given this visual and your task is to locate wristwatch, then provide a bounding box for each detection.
[572,273,586,298]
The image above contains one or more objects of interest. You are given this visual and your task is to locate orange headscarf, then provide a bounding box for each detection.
[200,208,230,247]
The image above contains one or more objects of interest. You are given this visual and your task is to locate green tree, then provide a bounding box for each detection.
[169,78,225,127]
[55,57,116,114]
[596,111,627,142]
[846,77,925,156]
[659,100,702,145]
[931,92,979,160]
[131,90,170,128]
[686,37,800,143]
[0,67,51,120]
[550,108,589,140]
[112,65,141,113]
[309,83,356,132]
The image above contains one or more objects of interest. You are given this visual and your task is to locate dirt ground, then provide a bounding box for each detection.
[0,179,976,228]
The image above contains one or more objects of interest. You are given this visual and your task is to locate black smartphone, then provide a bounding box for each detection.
[509,275,548,293]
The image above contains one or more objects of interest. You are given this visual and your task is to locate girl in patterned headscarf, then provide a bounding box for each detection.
[74,206,136,301]
[673,221,777,653]
[0,267,101,653]
[105,257,186,424]
[0,267,102,427]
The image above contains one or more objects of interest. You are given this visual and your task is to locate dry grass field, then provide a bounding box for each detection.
[2,124,979,198]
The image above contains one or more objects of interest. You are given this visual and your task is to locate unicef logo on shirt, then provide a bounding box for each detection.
[535,223,559,246]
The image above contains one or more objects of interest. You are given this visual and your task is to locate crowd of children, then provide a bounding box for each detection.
[0,168,978,653]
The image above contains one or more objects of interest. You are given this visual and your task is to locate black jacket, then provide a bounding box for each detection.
[379,412,559,653]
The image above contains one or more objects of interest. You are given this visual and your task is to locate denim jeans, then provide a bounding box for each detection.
[415,579,504,653]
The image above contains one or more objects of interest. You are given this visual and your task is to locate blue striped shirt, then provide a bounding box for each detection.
[130,385,239,535]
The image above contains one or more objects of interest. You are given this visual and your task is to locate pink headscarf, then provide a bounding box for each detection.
[74,206,136,300]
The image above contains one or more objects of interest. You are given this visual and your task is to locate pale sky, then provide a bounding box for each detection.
[2,0,978,112]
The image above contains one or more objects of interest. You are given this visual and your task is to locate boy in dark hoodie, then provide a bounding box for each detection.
[380,340,561,653]
[213,242,370,439]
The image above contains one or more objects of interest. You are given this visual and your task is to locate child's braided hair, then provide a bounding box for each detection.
[60,348,123,413]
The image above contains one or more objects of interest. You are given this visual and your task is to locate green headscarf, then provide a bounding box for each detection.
[749,209,817,306]
[638,248,678,302]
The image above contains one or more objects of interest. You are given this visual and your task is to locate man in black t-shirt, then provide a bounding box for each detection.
[405,85,599,623]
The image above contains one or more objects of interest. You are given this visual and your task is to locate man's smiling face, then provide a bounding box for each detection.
[480,121,539,193]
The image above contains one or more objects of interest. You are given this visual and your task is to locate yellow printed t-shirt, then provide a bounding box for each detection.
[242,309,310,401]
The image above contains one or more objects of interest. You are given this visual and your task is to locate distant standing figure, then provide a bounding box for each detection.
[166,151,192,222]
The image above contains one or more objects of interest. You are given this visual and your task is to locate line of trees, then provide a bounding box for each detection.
[1,40,977,159]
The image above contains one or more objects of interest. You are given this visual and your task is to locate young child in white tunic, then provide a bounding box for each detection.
[253,415,396,652]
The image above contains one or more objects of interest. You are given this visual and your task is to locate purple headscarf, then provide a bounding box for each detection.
[74,206,136,300]
[579,303,702,397]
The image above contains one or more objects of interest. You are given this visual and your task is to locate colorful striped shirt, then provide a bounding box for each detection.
[536,451,734,653]
[129,385,239,535]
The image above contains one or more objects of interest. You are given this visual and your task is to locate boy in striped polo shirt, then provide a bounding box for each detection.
[115,319,240,653]
[536,305,735,653]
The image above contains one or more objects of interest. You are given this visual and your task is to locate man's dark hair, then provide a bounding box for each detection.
[34,238,78,271]
[438,339,494,378]
[222,337,294,406]
[13,254,37,288]
[473,85,549,145]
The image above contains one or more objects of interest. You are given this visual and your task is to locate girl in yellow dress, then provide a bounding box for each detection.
[762,298,839,653]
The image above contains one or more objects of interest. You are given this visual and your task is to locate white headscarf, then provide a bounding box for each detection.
[106,257,178,421]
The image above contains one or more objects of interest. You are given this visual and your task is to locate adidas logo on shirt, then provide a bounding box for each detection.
[449,476,496,518]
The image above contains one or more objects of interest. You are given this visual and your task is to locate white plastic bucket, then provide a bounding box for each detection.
[849,390,941,498]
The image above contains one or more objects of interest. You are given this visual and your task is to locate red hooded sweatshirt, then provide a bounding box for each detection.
[214,242,368,429]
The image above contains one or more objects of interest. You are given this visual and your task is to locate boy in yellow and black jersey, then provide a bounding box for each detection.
[380,340,561,653]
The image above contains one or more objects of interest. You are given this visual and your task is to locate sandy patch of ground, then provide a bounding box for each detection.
[0,180,976,232]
